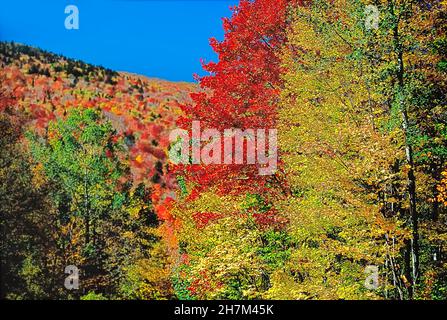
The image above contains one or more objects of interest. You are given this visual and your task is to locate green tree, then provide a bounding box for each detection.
[28,107,162,298]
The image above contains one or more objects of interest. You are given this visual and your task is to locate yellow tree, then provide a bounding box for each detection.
[271,0,409,299]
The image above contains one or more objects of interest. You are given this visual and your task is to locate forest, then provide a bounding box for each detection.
[1,0,446,300]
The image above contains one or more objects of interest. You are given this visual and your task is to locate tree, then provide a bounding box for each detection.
[176,0,298,196]
[360,0,447,298]
[271,0,406,299]
[0,108,64,299]
[28,108,165,298]
[274,0,447,299]
[170,0,300,299]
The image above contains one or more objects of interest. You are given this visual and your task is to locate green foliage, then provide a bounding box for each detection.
[1,107,165,299]
[257,231,292,270]
[81,291,107,300]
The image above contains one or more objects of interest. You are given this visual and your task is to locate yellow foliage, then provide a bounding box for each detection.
[437,170,447,206]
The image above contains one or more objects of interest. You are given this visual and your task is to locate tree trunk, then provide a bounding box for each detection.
[390,0,419,298]
[84,166,90,246]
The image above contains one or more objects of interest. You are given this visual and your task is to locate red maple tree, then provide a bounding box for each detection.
[175,0,300,198]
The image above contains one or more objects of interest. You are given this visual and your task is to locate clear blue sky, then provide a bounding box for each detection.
[0,0,237,82]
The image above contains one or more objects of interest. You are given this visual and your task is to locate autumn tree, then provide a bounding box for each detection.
[0,108,64,299]
[28,108,168,298]
[274,0,447,299]
[270,0,402,299]
[360,0,446,298]
[176,0,298,195]
[170,0,300,299]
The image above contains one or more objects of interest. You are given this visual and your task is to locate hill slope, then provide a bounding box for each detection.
[0,42,196,188]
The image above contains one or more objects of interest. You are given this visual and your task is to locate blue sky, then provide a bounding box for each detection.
[0,0,237,82]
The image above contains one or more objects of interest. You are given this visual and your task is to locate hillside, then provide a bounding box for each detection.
[0,41,196,187]
[0,41,199,299]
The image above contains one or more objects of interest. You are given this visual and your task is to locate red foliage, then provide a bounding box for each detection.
[172,0,302,237]
[192,212,224,229]
[0,56,195,249]
[187,270,223,297]
[252,209,289,231]
[175,0,299,197]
